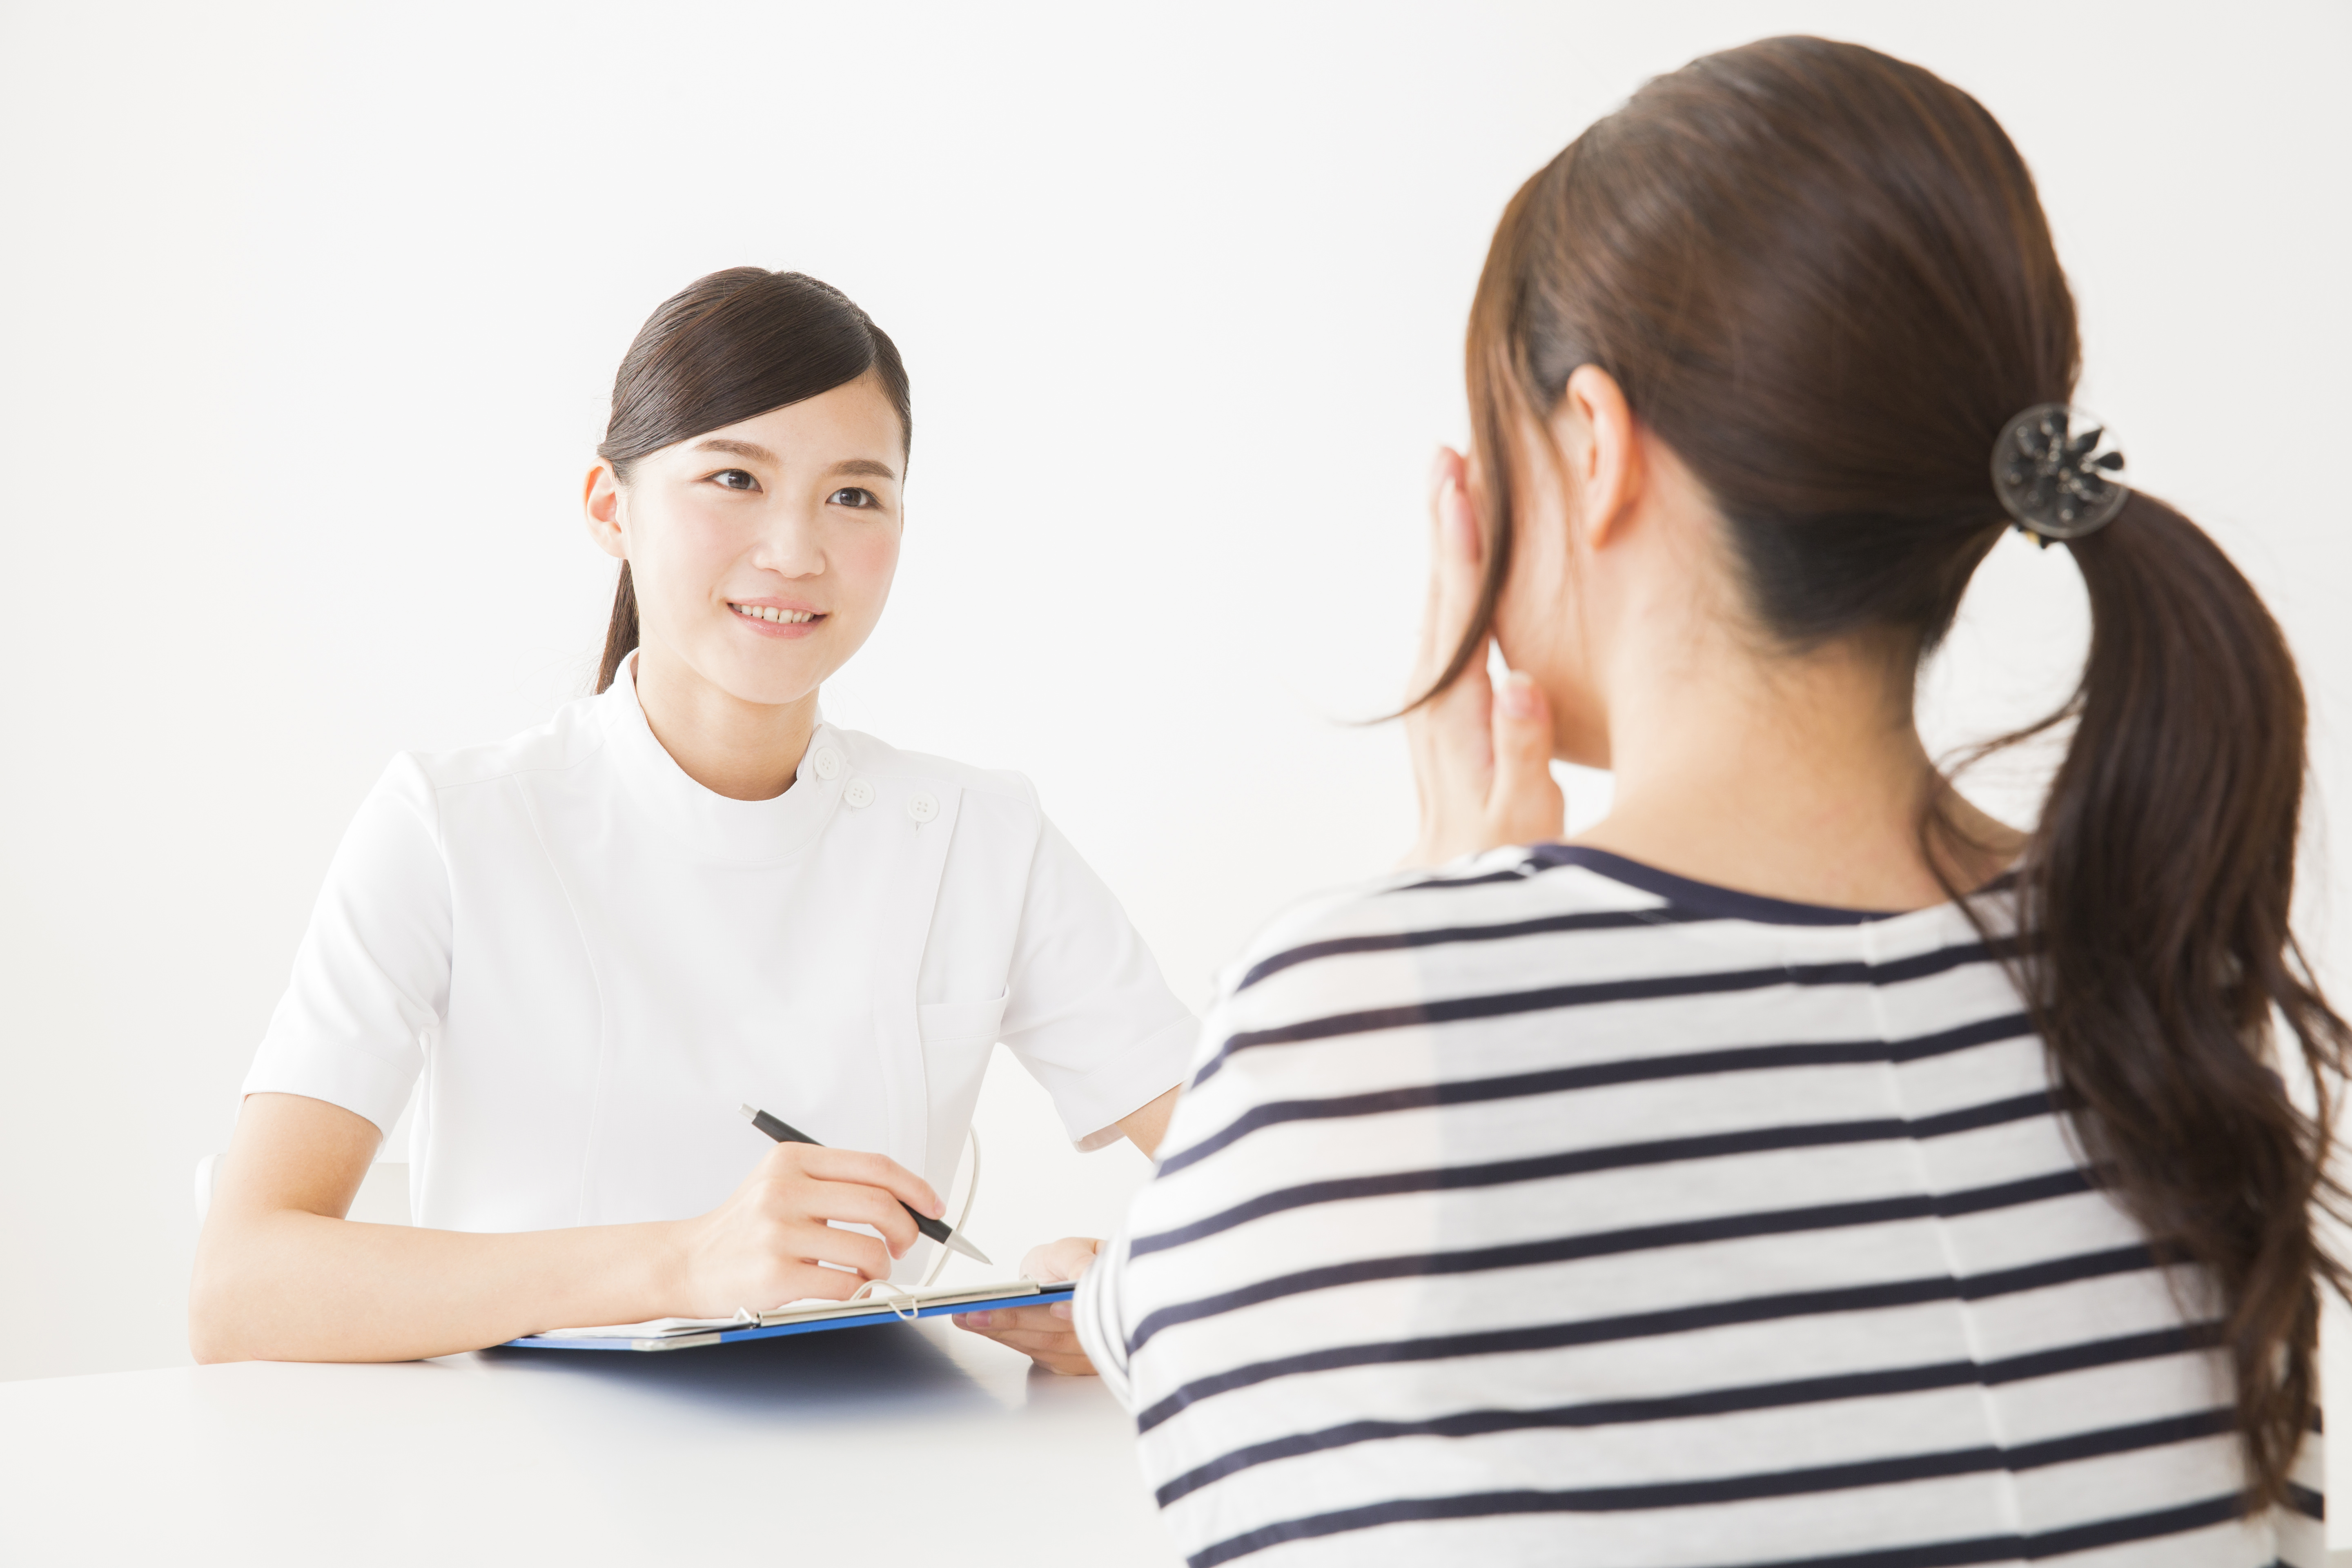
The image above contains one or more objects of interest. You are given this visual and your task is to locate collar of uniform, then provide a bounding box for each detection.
[595,651,840,864]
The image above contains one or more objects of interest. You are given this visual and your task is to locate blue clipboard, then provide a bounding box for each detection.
[502,1280,1077,1353]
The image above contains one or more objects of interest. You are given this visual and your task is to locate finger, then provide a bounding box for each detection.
[779,1221,893,1281]
[1417,634,1498,823]
[779,1145,942,1218]
[949,1313,1096,1373]
[960,1328,1083,1358]
[1421,476,1496,745]
[1417,489,1484,692]
[796,1179,921,1255]
[1426,446,1470,552]
[1428,629,1497,736]
[954,1305,1063,1332]
[1413,448,1475,680]
[1018,1237,1100,1283]
[785,1263,866,1303]
[1430,469,1483,648]
[1490,671,1566,843]
[953,1319,1087,1356]
[1426,443,1463,501]
[1421,448,1468,581]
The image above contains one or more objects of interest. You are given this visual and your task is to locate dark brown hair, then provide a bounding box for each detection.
[1454,36,2346,1503]
[593,267,911,693]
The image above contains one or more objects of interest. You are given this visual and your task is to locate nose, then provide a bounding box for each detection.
[749,499,825,579]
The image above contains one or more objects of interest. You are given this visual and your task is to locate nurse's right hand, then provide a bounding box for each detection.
[666,1143,943,1317]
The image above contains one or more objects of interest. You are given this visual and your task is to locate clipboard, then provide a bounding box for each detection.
[503,1278,1078,1353]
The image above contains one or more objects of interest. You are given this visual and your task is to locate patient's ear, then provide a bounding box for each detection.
[1554,365,1642,552]
[582,462,626,560]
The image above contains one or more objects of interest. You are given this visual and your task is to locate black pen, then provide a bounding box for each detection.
[739,1104,992,1265]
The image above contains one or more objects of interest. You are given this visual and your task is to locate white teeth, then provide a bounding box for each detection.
[733,604,815,624]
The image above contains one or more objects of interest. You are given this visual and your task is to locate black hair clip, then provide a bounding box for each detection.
[1992,403,2129,546]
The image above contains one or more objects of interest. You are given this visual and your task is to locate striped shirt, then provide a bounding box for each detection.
[1075,844,2324,1568]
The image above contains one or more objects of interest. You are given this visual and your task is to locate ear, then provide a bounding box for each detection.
[583,461,627,561]
[1551,365,1642,551]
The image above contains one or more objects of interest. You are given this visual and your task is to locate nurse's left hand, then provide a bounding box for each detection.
[952,1237,1098,1376]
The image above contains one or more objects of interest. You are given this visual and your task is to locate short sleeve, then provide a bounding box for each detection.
[998,818,1198,1147]
[241,755,452,1136]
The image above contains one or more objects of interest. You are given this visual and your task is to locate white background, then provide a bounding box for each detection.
[2,0,2347,1503]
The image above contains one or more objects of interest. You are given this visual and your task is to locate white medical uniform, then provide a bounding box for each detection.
[243,657,1196,1265]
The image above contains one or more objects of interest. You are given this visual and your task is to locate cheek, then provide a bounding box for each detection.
[1492,560,1557,670]
[629,501,737,599]
[833,528,901,613]
[1492,514,1578,672]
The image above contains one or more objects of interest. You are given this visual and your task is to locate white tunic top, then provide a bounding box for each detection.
[244,659,1196,1250]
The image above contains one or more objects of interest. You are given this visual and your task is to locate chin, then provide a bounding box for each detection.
[738,674,826,709]
[1546,695,1610,771]
[701,651,826,710]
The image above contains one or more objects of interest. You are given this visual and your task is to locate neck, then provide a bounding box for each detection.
[1577,633,2020,911]
[627,641,818,802]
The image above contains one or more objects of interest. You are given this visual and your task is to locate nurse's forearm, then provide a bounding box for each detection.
[1115,1085,1182,1158]
[189,1090,688,1363]
[191,1091,938,1363]
[192,1208,686,1364]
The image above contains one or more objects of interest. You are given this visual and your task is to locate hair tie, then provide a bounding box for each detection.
[1993,403,2129,546]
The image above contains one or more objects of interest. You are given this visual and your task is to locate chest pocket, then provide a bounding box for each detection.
[918,990,1009,1047]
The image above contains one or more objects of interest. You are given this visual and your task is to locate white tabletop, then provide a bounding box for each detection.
[0,1319,1178,1566]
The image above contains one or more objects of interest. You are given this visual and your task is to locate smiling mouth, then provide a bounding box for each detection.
[730,604,822,625]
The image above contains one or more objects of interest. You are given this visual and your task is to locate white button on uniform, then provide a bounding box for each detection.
[842,777,875,808]
[906,791,940,824]
[811,746,843,781]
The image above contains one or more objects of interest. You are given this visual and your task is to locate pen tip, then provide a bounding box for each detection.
[738,1104,757,1121]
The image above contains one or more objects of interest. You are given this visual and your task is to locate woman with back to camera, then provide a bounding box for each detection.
[190,269,1192,1368]
[1065,37,2345,1566]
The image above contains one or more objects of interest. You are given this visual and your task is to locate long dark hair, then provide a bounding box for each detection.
[592,267,912,693]
[1450,36,2347,1504]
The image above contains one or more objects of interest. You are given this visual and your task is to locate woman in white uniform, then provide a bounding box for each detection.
[190,268,1195,1368]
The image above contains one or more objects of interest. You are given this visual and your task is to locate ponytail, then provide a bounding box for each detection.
[2011,493,2348,1503]
[595,562,639,695]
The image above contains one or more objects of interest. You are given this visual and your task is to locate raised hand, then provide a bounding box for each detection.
[1402,446,1566,868]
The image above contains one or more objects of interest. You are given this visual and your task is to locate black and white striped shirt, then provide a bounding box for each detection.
[1076,844,2323,1567]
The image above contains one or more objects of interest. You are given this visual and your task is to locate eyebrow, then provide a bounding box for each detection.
[691,438,779,463]
[688,440,897,483]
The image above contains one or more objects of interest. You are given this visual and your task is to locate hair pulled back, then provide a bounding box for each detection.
[593,267,911,693]
[1454,36,2347,1504]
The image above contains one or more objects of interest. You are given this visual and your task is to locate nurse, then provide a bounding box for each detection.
[189,268,1196,1368]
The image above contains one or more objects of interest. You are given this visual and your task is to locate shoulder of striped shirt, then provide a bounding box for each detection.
[1213,845,1679,1000]
[1168,847,1704,1108]
[1209,863,1461,983]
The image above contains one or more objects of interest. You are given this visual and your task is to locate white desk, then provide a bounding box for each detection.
[0,1319,1178,1566]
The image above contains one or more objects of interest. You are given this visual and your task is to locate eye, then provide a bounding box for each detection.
[829,487,877,509]
[710,468,760,492]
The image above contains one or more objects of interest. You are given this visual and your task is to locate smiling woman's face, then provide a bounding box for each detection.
[585,370,906,709]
